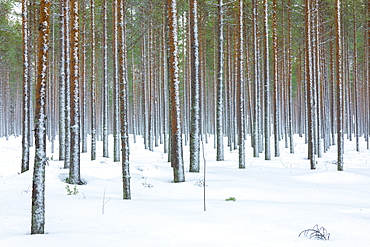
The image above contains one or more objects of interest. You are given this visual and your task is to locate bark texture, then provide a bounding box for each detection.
[31,0,50,235]
[168,0,185,183]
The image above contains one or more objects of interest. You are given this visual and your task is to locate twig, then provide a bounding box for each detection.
[299,224,330,240]
[201,140,206,212]
[102,187,111,215]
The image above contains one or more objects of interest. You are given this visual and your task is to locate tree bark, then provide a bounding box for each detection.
[272,0,279,157]
[81,0,87,153]
[305,0,316,169]
[58,0,66,161]
[102,0,109,158]
[69,0,81,185]
[64,0,71,169]
[167,0,185,183]
[113,0,120,162]
[91,0,97,161]
[31,0,50,234]
[237,0,245,168]
[216,0,224,161]
[252,0,260,157]
[335,0,343,171]
[21,0,30,173]
[118,0,131,198]
[189,0,200,172]
[264,0,271,160]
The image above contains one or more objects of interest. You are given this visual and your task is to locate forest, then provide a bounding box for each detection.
[0,0,370,239]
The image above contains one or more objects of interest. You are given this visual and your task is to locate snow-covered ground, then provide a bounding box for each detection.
[1,134,370,246]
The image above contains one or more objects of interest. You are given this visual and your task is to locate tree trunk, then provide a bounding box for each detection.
[287,0,294,154]
[119,0,131,199]
[64,0,71,169]
[305,0,316,169]
[263,0,271,160]
[69,0,81,185]
[272,0,279,157]
[252,0,260,157]
[189,0,200,172]
[81,0,87,154]
[216,0,224,161]
[21,0,30,173]
[237,0,245,169]
[31,0,50,234]
[91,0,97,161]
[58,0,66,161]
[167,0,185,183]
[102,0,109,158]
[335,0,343,171]
[113,0,120,162]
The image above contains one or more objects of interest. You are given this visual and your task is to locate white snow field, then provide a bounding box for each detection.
[1,135,370,246]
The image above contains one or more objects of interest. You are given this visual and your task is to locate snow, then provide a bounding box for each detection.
[1,134,370,246]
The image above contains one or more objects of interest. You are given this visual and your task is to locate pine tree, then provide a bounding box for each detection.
[263,0,271,160]
[335,0,343,171]
[113,0,120,162]
[237,0,245,169]
[21,0,30,173]
[31,0,50,235]
[58,0,66,161]
[102,0,109,158]
[91,0,97,161]
[69,0,81,184]
[168,0,185,183]
[216,0,224,161]
[189,0,201,173]
[118,0,131,198]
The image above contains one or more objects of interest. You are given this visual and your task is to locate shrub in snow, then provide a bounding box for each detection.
[194,177,207,187]
[225,197,236,202]
[142,177,153,188]
[299,224,330,240]
[65,185,79,195]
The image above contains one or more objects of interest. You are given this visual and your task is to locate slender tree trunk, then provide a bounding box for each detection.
[69,0,81,185]
[168,0,185,183]
[237,0,245,169]
[148,22,154,151]
[264,0,271,160]
[113,0,120,162]
[90,0,96,160]
[314,0,321,158]
[64,0,71,169]
[189,0,200,172]
[31,0,50,234]
[162,20,169,154]
[335,0,343,171]
[252,0,260,157]
[102,0,109,158]
[305,0,316,169]
[287,0,294,154]
[91,0,97,160]
[81,0,87,153]
[21,0,30,173]
[216,0,224,161]
[58,0,66,161]
[353,12,359,152]
[272,0,279,157]
[118,0,131,198]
